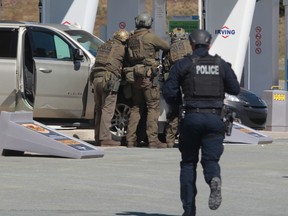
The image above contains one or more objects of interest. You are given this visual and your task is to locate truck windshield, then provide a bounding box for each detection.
[65,30,103,57]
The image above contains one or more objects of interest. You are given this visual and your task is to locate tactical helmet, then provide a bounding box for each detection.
[135,12,153,28]
[113,29,130,42]
[189,29,212,46]
[171,27,186,42]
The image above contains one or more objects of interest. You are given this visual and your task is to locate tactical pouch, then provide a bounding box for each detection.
[152,75,159,87]
[102,72,112,93]
[102,72,121,93]
[133,64,146,77]
[112,78,121,93]
[123,67,135,83]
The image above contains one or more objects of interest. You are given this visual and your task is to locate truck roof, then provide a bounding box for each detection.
[0,20,103,58]
[0,20,83,31]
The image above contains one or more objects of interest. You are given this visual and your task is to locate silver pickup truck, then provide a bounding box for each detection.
[0,21,170,143]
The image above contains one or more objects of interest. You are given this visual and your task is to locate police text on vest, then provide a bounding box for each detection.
[196,65,219,75]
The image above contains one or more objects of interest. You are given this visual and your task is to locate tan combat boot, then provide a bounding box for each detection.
[101,139,121,147]
[148,140,167,149]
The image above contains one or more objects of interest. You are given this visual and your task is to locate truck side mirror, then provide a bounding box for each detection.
[73,49,84,61]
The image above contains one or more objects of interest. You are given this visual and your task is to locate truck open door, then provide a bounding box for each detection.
[0,27,18,112]
[26,26,91,119]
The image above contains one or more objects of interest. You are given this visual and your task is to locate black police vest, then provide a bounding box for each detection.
[181,54,225,102]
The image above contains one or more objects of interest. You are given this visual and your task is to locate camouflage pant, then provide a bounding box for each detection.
[126,79,160,144]
[165,104,179,145]
[93,77,117,143]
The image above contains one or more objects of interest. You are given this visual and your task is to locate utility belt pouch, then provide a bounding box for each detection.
[102,72,121,93]
[102,72,112,93]
[112,78,121,93]
[123,67,135,83]
[152,75,159,87]
[133,64,146,78]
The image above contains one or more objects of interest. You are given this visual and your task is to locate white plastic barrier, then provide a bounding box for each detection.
[0,111,104,159]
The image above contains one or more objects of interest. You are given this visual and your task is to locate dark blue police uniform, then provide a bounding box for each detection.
[162,46,240,216]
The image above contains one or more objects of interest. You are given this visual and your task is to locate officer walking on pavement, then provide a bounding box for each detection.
[162,27,192,148]
[162,29,240,216]
[90,29,130,147]
[125,12,170,148]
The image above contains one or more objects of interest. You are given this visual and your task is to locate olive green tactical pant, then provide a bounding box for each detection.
[126,81,160,144]
[93,77,117,143]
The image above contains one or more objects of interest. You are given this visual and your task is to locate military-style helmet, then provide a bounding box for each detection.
[113,29,130,42]
[171,27,187,42]
[189,29,212,46]
[135,12,153,28]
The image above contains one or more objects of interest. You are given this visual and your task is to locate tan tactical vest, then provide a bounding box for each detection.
[127,30,154,65]
[94,39,124,76]
[169,39,192,63]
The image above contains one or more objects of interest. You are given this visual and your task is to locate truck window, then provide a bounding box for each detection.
[54,35,71,59]
[65,29,103,57]
[0,28,18,58]
[31,31,72,60]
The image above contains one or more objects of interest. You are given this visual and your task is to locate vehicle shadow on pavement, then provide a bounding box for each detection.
[116,212,177,216]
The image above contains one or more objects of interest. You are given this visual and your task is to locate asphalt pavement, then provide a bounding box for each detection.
[0,129,287,216]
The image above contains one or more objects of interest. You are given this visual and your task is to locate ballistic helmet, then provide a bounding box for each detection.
[113,29,130,42]
[135,12,153,28]
[189,29,212,46]
[170,27,187,42]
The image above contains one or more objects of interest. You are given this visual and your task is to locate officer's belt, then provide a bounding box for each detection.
[186,108,222,115]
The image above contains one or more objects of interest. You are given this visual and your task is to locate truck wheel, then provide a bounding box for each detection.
[110,103,131,141]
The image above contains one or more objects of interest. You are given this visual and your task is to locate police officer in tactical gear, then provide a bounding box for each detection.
[125,12,170,148]
[162,29,240,216]
[162,27,192,148]
[90,29,130,147]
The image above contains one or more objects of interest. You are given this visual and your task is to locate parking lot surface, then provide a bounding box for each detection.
[0,129,287,216]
